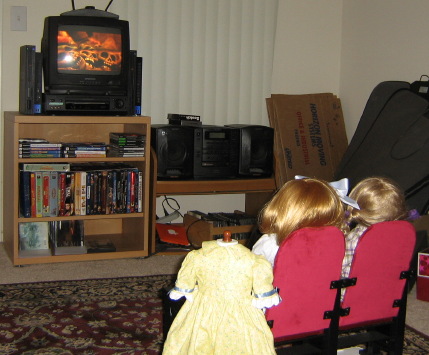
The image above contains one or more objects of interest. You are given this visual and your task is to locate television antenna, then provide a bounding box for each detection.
[65,0,118,18]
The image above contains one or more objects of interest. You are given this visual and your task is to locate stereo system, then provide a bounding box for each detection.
[151,124,274,180]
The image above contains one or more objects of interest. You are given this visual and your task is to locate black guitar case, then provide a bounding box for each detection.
[334,81,429,214]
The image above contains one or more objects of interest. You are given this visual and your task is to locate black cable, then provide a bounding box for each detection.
[105,0,114,11]
[161,195,183,218]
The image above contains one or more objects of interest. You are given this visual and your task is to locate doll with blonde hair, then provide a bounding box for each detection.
[341,176,408,278]
[253,177,349,265]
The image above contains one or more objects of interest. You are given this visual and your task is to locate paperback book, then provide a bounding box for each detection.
[18,221,51,257]
[50,220,86,255]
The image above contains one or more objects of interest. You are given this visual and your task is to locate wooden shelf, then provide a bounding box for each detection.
[3,112,151,266]
[156,177,276,196]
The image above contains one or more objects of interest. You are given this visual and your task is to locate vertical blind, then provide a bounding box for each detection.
[111,0,278,126]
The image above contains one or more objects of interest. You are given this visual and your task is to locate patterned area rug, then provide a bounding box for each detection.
[0,275,175,355]
[0,275,428,355]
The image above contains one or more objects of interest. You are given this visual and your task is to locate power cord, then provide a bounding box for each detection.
[156,196,183,223]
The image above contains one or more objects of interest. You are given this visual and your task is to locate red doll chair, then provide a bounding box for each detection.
[337,220,416,354]
[265,226,345,354]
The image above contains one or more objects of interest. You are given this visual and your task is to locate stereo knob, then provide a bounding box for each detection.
[115,99,125,109]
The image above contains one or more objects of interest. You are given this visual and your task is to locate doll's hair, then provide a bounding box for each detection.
[258,178,346,246]
[346,176,408,227]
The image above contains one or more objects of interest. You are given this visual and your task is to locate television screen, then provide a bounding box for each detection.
[57,25,122,75]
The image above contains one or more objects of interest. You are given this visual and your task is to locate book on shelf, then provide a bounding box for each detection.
[35,172,43,217]
[86,238,116,253]
[30,172,37,217]
[19,146,63,151]
[42,172,51,217]
[19,152,62,158]
[100,170,108,214]
[129,169,136,213]
[79,171,87,216]
[86,171,94,215]
[64,172,75,216]
[19,221,51,257]
[22,163,70,172]
[109,132,146,140]
[49,171,59,217]
[74,172,82,216]
[63,151,107,158]
[62,142,107,150]
[109,146,145,151]
[19,143,62,148]
[58,172,67,216]
[19,171,31,218]
[19,138,48,143]
[50,220,86,255]
[107,151,145,157]
[137,170,143,212]
[106,171,114,214]
[187,210,210,220]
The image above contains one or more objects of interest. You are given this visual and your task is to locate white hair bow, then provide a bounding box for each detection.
[294,175,360,210]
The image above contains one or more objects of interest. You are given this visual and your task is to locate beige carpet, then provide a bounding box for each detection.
[1,243,428,337]
[0,243,185,284]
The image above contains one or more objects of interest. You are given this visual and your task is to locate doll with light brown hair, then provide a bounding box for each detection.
[341,176,409,278]
[345,176,408,228]
[253,177,348,266]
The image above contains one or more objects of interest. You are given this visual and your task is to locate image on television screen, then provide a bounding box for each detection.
[57,25,122,75]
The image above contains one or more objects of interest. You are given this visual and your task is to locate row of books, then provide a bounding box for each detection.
[18,133,146,158]
[108,132,146,157]
[19,138,107,158]
[18,220,116,257]
[186,210,256,240]
[19,162,143,218]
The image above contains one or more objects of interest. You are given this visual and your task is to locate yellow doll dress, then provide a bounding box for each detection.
[162,240,277,355]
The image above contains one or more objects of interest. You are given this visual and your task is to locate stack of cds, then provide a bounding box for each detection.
[62,142,107,158]
[19,138,62,158]
[108,132,146,157]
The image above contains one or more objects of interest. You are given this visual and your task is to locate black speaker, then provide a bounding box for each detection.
[19,45,42,115]
[151,124,195,179]
[226,124,274,177]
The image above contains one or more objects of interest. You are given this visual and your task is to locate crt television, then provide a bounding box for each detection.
[41,14,130,96]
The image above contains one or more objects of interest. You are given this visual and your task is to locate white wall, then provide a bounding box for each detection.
[271,0,343,96]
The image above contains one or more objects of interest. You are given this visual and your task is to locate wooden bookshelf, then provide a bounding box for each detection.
[3,112,151,265]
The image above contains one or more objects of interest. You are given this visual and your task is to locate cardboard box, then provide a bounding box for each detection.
[417,247,429,302]
[183,214,254,248]
[267,93,348,188]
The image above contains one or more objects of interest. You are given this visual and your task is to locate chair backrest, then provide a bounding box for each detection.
[340,220,416,327]
[265,226,345,341]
